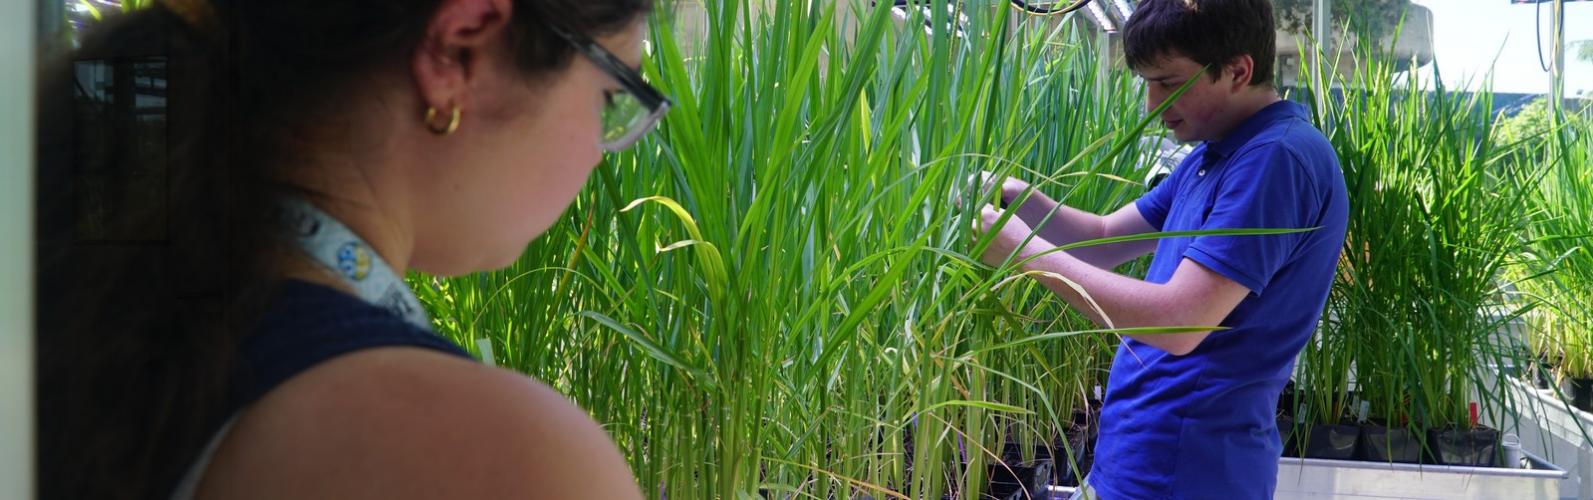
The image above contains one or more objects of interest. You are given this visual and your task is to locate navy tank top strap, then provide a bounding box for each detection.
[227,279,472,412]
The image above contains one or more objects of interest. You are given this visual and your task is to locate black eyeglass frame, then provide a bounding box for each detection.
[548,25,671,151]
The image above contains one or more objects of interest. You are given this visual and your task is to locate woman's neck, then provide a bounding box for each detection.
[274,153,416,290]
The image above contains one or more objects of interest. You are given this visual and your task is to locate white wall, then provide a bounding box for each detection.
[1,0,36,498]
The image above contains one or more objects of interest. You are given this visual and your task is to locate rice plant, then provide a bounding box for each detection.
[1291,21,1548,443]
[1519,109,1593,383]
[412,1,1179,497]
[408,0,1583,494]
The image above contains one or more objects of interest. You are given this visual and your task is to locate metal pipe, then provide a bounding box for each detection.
[1551,0,1565,130]
[1313,0,1330,51]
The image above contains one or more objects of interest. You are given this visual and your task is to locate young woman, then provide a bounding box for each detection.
[36,1,665,498]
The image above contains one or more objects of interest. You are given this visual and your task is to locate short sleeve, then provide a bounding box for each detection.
[1185,144,1321,295]
[1134,156,1189,230]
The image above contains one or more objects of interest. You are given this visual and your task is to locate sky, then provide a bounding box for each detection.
[1411,0,1593,96]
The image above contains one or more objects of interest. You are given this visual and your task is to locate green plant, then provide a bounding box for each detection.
[65,0,155,45]
[71,0,151,24]
[413,2,1164,497]
[408,0,1551,494]
[408,0,1258,495]
[1494,98,1555,152]
[1292,23,1546,438]
[1519,110,1593,381]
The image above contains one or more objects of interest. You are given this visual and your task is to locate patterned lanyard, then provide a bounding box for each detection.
[281,198,432,330]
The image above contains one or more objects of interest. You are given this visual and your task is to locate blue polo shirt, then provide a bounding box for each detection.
[1087,100,1348,499]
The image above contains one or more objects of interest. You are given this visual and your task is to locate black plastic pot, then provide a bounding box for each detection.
[1276,416,1299,458]
[1277,382,1297,409]
[901,437,1057,500]
[1044,406,1099,487]
[1360,424,1422,463]
[1571,378,1593,412]
[986,444,1053,500]
[1427,427,1499,467]
[1300,423,1360,460]
[1052,431,1095,487]
[1534,355,1557,390]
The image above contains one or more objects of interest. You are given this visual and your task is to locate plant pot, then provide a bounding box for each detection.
[1052,431,1094,487]
[1360,424,1422,463]
[1533,355,1557,390]
[986,444,1053,500]
[1277,381,1299,412]
[1053,407,1100,487]
[1300,423,1360,460]
[1427,427,1500,467]
[901,437,1058,500]
[1277,416,1299,458]
[1570,378,1593,412]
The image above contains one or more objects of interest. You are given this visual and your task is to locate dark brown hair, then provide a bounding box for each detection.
[35,1,650,498]
[1123,0,1277,87]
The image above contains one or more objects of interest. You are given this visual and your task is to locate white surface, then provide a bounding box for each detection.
[0,0,36,498]
[1275,453,1566,500]
[1498,375,1593,500]
[1050,452,1569,500]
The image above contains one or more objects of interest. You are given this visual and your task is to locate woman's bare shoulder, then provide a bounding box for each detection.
[194,347,642,500]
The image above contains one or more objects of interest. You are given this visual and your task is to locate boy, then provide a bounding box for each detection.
[973,0,1348,498]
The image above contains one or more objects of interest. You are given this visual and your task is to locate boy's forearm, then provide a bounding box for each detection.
[1017,247,1211,355]
[1007,189,1145,270]
[1010,188,1103,243]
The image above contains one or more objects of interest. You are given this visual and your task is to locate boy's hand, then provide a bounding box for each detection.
[975,204,1053,268]
[954,171,1030,208]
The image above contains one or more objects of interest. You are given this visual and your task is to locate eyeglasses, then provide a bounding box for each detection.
[549,26,671,152]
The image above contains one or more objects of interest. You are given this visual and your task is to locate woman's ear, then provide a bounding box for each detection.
[411,0,514,115]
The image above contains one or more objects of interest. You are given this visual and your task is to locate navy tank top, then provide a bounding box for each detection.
[169,279,471,499]
[228,279,471,410]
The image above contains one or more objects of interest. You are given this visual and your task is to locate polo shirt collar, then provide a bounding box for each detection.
[1203,100,1306,160]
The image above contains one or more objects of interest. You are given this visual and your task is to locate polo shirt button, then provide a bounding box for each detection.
[1198,169,1207,176]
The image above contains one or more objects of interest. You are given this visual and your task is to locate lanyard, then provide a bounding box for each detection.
[281,198,432,331]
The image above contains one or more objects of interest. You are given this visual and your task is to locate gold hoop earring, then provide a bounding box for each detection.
[425,105,462,135]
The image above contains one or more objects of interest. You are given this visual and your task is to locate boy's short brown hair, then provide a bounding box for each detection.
[1124,0,1277,87]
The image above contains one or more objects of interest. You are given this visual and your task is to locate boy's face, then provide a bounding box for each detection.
[1134,53,1251,143]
